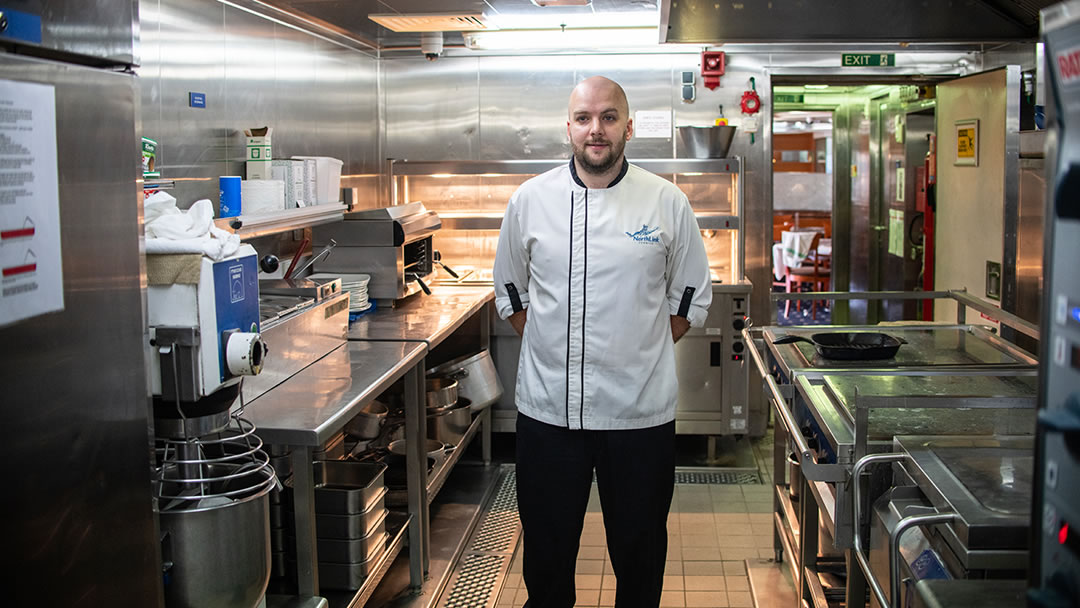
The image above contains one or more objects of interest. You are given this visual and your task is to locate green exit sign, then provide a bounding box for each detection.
[842,53,896,67]
[774,93,805,104]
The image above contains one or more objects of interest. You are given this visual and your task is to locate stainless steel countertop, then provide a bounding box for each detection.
[913,579,1027,608]
[346,285,494,348]
[763,324,1038,380]
[793,373,1037,464]
[896,435,1034,551]
[243,341,426,446]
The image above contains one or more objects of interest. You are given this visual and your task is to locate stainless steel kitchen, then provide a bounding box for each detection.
[3,1,1079,608]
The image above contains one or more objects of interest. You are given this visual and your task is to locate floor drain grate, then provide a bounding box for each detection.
[470,471,519,553]
[441,554,507,608]
[439,470,521,608]
[674,471,762,485]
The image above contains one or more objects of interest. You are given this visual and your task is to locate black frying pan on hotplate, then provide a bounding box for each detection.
[773,332,908,361]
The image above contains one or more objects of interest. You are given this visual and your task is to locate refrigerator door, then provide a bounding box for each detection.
[0,54,161,605]
[0,0,137,65]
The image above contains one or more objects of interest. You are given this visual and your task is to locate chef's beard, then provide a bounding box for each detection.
[573,137,626,175]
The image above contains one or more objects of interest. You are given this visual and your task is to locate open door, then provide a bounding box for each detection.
[931,67,1023,327]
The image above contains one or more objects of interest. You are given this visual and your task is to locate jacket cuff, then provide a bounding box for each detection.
[669,302,708,328]
[495,293,530,320]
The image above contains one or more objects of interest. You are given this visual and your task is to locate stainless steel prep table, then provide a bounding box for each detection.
[346,285,494,347]
[346,285,495,465]
[344,285,496,603]
[245,340,428,605]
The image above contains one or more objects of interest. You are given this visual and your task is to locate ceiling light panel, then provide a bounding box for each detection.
[368,13,493,33]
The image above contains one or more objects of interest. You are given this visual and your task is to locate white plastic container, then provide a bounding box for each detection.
[292,156,343,205]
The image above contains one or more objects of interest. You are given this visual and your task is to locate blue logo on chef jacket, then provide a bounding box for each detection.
[625,224,661,243]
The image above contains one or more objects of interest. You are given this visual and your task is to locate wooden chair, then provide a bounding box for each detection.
[783,232,831,317]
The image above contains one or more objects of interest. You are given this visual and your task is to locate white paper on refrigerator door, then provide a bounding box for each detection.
[0,80,64,327]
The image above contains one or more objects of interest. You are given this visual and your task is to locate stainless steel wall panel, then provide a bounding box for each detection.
[0,0,138,65]
[139,0,380,207]
[268,26,318,158]
[385,56,480,161]
[477,56,577,160]
[144,0,227,204]
[0,54,160,605]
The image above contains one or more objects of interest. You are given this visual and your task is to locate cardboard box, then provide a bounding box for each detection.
[244,127,273,162]
[247,160,272,180]
[271,159,307,208]
[299,158,318,207]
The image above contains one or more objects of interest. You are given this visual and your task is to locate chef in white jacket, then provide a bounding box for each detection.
[493,76,712,608]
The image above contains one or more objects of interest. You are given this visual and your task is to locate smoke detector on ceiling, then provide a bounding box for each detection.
[531,0,592,6]
[367,12,492,32]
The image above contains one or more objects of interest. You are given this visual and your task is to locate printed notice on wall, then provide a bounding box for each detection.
[634,110,672,138]
[0,79,63,327]
[888,208,905,258]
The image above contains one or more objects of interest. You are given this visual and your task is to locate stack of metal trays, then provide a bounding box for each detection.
[310,460,389,590]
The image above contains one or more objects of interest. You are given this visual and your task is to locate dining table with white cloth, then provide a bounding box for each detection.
[772,230,831,280]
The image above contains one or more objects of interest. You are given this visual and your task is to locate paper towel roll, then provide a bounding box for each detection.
[240,179,285,215]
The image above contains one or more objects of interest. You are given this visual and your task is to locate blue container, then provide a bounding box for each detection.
[219,176,242,217]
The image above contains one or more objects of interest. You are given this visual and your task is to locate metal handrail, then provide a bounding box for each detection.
[742,326,845,482]
[851,453,909,608]
[769,288,1040,341]
[889,512,959,608]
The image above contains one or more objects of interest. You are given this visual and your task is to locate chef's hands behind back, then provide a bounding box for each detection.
[509,309,527,337]
[509,309,686,344]
[670,315,690,343]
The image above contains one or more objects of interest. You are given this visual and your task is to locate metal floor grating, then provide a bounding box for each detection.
[441,554,508,608]
[437,470,521,608]
[674,470,762,484]
[470,471,519,553]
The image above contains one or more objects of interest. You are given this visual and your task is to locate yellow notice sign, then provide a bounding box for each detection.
[955,119,979,166]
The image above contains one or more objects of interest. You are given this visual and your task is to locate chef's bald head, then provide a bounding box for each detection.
[568,76,629,119]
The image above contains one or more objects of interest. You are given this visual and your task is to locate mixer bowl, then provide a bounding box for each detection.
[158,466,275,608]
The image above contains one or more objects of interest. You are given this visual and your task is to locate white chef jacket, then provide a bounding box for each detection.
[493,159,712,430]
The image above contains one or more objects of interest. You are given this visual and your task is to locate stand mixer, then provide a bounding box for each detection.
[147,244,278,608]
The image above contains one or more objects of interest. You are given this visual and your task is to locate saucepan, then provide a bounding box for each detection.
[773,332,907,360]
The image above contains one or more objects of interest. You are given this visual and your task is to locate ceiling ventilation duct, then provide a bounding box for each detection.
[659,0,1056,44]
[367,12,492,32]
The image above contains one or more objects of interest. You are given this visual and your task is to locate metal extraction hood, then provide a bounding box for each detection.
[660,0,1059,44]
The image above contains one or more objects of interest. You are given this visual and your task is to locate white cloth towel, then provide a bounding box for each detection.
[780,230,816,268]
[145,192,241,261]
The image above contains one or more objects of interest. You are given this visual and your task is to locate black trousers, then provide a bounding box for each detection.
[515,413,676,608]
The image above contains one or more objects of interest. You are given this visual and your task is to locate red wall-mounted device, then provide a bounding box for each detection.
[701,51,725,90]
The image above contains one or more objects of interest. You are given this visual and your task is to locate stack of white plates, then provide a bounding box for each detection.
[309,273,371,312]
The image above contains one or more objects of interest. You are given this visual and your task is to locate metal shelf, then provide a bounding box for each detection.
[774,511,800,584]
[437,212,739,232]
[390,158,741,176]
[804,566,831,608]
[807,479,837,540]
[319,512,412,608]
[267,513,411,608]
[427,410,485,505]
[775,483,802,541]
[215,203,347,240]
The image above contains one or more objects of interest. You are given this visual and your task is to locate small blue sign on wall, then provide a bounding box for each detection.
[189,92,206,108]
[0,7,44,44]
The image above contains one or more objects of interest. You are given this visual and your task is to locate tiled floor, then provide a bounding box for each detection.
[496,431,779,608]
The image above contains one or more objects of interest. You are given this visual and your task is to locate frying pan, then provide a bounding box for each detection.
[773,332,907,360]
